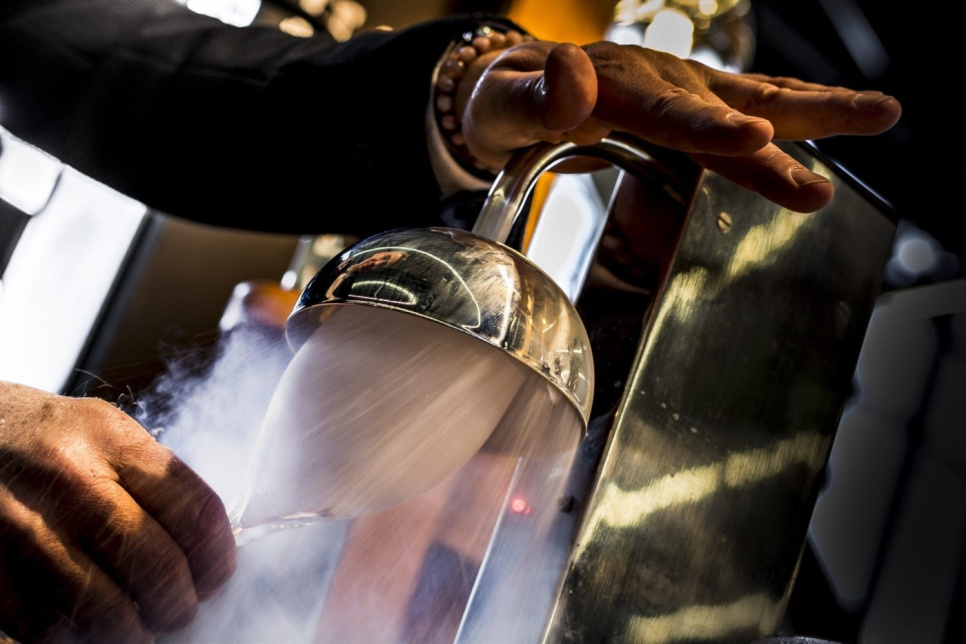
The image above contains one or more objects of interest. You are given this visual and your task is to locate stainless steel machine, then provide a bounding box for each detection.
[235,134,896,643]
[455,135,896,643]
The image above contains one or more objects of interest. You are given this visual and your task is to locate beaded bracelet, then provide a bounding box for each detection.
[432,24,533,181]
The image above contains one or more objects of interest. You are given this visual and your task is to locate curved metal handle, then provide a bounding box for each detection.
[471,133,667,243]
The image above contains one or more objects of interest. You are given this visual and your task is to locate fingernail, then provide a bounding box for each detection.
[790,166,828,187]
[727,112,767,126]
[854,92,889,109]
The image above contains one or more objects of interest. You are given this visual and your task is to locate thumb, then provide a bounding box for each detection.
[460,42,600,169]
[536,43,598,132]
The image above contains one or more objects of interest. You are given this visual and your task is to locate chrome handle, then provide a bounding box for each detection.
[472,133,661,242]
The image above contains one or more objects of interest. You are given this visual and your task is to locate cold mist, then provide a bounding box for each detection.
[137,306,583,643]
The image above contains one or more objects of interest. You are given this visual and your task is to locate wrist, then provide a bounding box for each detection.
[432,24,533,181]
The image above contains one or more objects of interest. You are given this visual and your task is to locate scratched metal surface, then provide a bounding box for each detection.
[538,141,897,643]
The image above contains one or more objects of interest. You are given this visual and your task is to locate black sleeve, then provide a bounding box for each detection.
[0,0,516,237]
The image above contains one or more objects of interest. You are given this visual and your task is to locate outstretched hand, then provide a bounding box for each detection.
[458,40,902,212]
[0,381,237,643]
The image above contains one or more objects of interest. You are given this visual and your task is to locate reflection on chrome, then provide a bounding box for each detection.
[728,213,810,279]
[346,280,417,306]
[495,263,515,342]
[350,245,483,328]
[627,592,778,640]
[537,140,897,644]
[635,267,708,369]
[637,206,814,367]
[287,227,594,426]
[577,430,826,541]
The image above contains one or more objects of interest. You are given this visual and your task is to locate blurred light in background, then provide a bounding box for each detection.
[607,0,755,72]
[300,0,328,13]
[279,15,315,37]
[640,9,694,59]
[326,0,368,40]
[0,131,147,393]
[179,0,262,26]
[885,221,962,288]
[0,131,62,215]
[175,0,367,40]
[808,278,966,641]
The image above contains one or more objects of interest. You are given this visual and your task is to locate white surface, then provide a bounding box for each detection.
[0,167,146,392]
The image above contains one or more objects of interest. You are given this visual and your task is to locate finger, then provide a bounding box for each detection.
[584,42,774,156]
[691,143,835,213]
[0,490,152,644]
[707,71,902,140]
[564,119,612,146]
[110,431,237,602]
[737,73,858,92]
[0,418,198,633]
[76,478,200,632]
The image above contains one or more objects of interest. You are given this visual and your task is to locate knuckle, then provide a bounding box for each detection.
[753,82,781,103]
[1,446,101,518]
[74,396,122,426]
[77,397,144,441]
[136,553,198,631]
[649,88,694,120]
[86,517,197,633]
[184,487,231,546]
[182,492,236,597]
[78,591,146,643]
[141,542,193,592]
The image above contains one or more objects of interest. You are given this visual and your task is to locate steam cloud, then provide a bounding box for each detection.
[137,312,583,643]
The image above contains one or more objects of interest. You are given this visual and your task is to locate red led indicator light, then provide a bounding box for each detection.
[510,497,531,515]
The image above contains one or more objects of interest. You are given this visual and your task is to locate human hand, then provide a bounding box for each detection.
[0,381,236,643]
[457,40,902,213]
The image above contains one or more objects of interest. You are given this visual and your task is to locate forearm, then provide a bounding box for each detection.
[0,0,501,236]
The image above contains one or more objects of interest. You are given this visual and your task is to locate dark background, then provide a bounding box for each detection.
[748,0,964,276]
[701,3,966,641]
